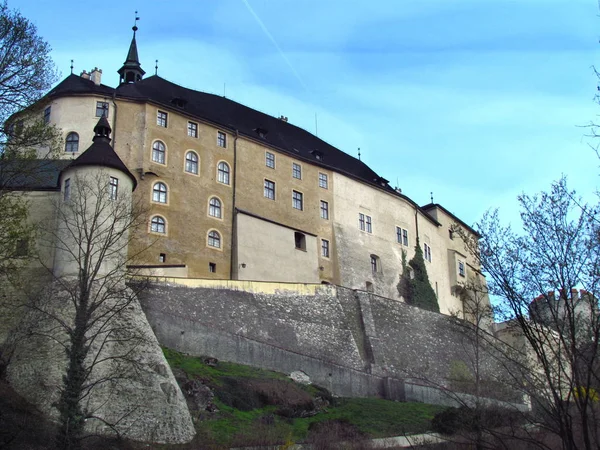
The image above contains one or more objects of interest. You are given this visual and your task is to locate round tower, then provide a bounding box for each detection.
[53,117,137,278]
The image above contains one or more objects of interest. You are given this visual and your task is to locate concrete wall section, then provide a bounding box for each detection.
[235,212,320,283]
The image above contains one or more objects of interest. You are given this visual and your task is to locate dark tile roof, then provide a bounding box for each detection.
[0,159,71,190]
[116,76,389,190]
[67,123,137,189]
[421,203,481,238]
[46,74,115,98]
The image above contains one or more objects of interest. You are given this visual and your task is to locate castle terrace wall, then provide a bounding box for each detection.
[138,277,517,404]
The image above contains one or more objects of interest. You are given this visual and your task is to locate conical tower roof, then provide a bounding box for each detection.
[63,117,137,189]
[118,25,145,84]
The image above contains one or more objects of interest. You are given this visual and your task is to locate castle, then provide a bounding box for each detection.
[10,25,486,317]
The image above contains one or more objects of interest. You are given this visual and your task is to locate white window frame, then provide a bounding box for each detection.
[319,172,328,189]
[209,197,222,218]
[266,151,275,169]
[292,190,303,210]
[264,179,275,200]
[292,162,302,179]
[458,261,465,277]
[320,200,329,220]
[150,216,166,234]
[424,243,432,262]
[109,176,118,200]
[152,182,168,204]
[152,141,166,164]
[185,151,198,174]
[217,161,230,185]
[187,121,198,138]
[157,110,168,127]
[217,131,227,148]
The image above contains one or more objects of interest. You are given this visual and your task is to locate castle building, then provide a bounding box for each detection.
[11,26,486,317]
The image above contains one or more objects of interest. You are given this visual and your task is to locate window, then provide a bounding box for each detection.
[64,178,71,201]
[265,151,275,169]
[366,216,372,233]
[96,101,109,117]
[320,200,329,220]
[371,255,381,273]
[292,190,303,210]
[217,131,227,147]
[209,262,216,273]
[217,162,230,185]
[109,176,118,200]
[159,253,166,263]
[294,232,306,250]
[157,110,168,127]
[264,179,275,200]
[209,197,222,218]
[359,213,365,231]
[185,151,198,174]
[44,106,51,124]
[152,182,167,203]
[321,239,330,258]
[65,132,79,153]
[458,261,466,277]
[292,162,302,179]
[15,239,28,257]
[151,216,166,233]
[319,173,328,189]
[208,230,221,248]
[152,141,166,164]
[188,121,198,138]
[449,229,454,240]
[424,243,432,262]
[396,227,409,246]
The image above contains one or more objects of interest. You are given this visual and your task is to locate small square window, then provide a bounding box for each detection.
[266,152,275,169]
[157,110,168,127]
[458,261,465,277]
[96,101,109,117]
[294,232,306,250]
[188,121,198,138]
[319,173,328,189]
[292,163,302,179]
[217,131,227,147]
[321,239,330,258]
[292,190,303,210]
[209,262,216,273]
[44,106,51,124]
[159,253,166,263]
[264,179,275,200]
[320,200,329,220]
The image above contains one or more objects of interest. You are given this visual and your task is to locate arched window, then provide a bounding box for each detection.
[152,182,167,203]
[65,132,79,153]
[208,230,221,248]
[185,151,198,174]
[152,141,166,164]
[209,197,222,218]
[217,162,230,185]
[150,216,166,234]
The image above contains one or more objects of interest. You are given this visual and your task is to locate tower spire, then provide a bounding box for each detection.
[117,12,145,84]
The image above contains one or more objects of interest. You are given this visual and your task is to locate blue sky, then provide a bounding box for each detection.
[15,0,600,228]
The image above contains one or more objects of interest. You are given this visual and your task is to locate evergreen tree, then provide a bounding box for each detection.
[397,239,440,313]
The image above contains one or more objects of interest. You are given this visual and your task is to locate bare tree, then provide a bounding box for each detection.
[455,178,600,450]
[20,170,151,449]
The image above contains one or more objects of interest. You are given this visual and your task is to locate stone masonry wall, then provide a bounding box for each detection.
[139,279,511,403]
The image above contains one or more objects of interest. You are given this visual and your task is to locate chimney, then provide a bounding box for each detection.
[279,115,288,122]
[90,67,102,86]
[80,70,90,80]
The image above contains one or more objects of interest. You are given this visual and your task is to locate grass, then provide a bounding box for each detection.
[163,347,445,447]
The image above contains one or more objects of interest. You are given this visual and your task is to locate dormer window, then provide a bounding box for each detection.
[311,150,323,161]
[171,97,187,108]
[254,127,268,139]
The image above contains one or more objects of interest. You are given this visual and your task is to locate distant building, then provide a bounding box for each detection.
[7,25,488,317]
